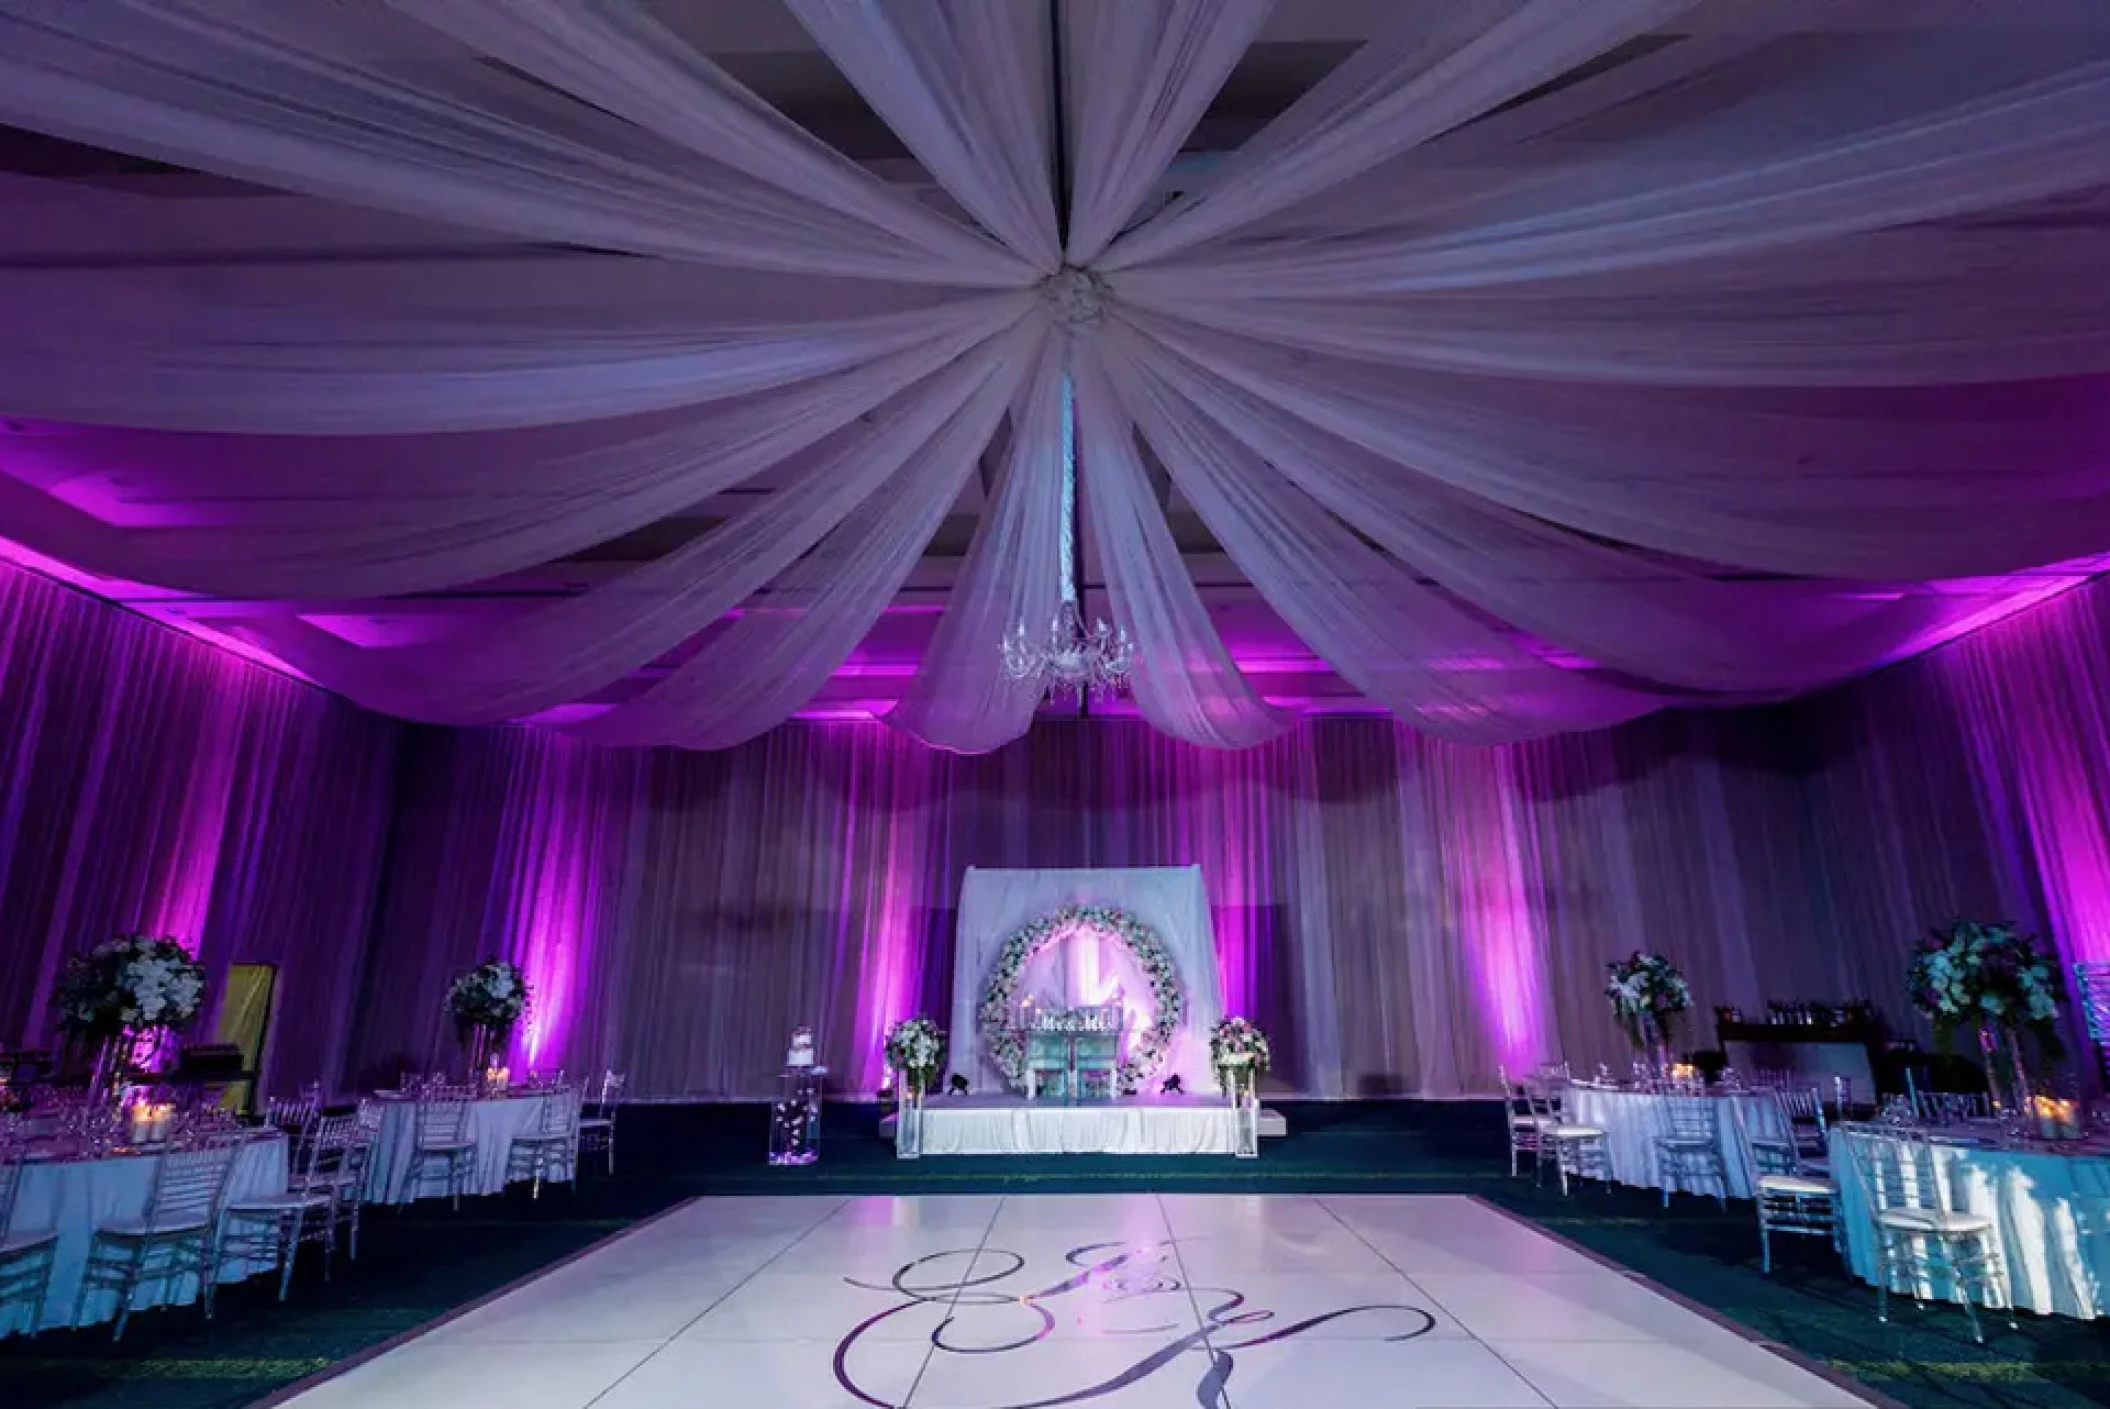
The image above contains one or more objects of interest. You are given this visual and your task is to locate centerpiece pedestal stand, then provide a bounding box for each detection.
[769,1065,827,1167]
[893,1078,925,1161]
[1225,1066,1260,1160]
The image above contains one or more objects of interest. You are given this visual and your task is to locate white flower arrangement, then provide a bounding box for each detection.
[445,958,530,1037]
[1909,920,2066,1055]
[977,904,1184,1095]
[54,934,206,1038]
[883,1016,947,1092]
[1603,951,1692,1050]
[1208,1016,1270,1094]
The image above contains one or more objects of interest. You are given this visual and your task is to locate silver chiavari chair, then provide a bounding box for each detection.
[75,1134,243,1340]
[407,1092,479,1210]
[1524,1073,1608,1196]
[0,1139,59,1335]
[1497,1065,1548,1179]
[506,1083,582,1198]
[1835,1122,2014,1344]
[1913,1091,1992,1126]
[1651,1094,1729,1207]
[215,1122,337,1302]
[1728,1092,1837,1274]
[576,1071,626,1176]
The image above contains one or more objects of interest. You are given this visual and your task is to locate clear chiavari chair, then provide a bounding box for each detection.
[1524,1071,1608,1195]
[1913,1091,1992,1126]
[75,1133,243,1340]
[505,1083,582,1198]
[1772,1084,1831,1170]
[408,1093,478,1210]
[1497,1065,1548,1179]
[1651,1094,1729,1207]
[577,1071,626,1176]
[215,1121,337,1302]
[0,1138,59,1335]
[1728,1092,1837,1273]
[1835,1122,2014,1344]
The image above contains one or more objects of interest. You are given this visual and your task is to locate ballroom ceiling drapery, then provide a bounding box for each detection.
[2,0,2110,750]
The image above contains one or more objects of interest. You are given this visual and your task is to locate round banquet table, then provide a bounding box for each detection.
[1,1132,288,1339]
[368,1090,569,1205]
[1831,1127,2110,1319]
[1563,1085,1790,1199]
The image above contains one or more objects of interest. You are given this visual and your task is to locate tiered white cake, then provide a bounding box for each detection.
[785,1026,816,1070]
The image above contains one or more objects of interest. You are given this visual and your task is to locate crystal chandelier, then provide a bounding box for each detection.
[1003,598,1134,702]
[1000,357,1136,703]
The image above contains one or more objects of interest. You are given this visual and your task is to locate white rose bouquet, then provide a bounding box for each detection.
[54,934,207,1040]
[1209,1016,1271,1095]
[1604,951,1692,1051]
[445,958,531,1042]
[883,1016,947,1095]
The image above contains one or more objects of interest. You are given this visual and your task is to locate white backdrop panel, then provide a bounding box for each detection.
[949,865,1225,1094]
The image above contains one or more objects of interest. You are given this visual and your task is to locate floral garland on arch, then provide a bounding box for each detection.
[977,904,1184,1096]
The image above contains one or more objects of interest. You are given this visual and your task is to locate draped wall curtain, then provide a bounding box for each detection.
[0,562,399,1092]
[343,706,1902,1099]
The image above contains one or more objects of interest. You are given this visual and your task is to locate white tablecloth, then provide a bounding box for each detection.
[914,1096,1244,1155]
[949,866,1226,1095]
[369,1092,568,1204]
[1565,1087,1789,1199]
[1832,1128,2110,1319]
[2,1133,288,1338]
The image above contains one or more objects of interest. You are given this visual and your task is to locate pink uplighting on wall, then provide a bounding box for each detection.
[1440,748,1554,1075]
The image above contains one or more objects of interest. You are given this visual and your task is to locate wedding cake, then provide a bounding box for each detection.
[785,1026,816,1070]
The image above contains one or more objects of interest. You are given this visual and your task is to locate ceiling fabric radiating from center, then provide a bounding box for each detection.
[2,0,2110,750]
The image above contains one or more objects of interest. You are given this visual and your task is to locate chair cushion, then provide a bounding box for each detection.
[228,1191,332,1215]
[95,1216,212,1238]
[1877,1207,1995,1236]
[1758,1174,1833,1197]
[294,1169,362,1189]
[1548,1125,1604,1139]
[0,1228,58,1255]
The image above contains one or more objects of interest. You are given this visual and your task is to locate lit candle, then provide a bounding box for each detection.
[127,1101,174,1145]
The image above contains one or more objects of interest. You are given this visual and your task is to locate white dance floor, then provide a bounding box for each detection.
[277,1193,1873,1408]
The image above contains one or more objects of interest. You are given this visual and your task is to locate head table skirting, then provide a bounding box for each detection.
[367,1090,569,1205]
[1,1132,288,1339]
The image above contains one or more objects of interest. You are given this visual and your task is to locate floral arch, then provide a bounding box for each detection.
[977,903,1184,1095]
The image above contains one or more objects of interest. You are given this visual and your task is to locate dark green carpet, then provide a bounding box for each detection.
[3,1102,2106,1408]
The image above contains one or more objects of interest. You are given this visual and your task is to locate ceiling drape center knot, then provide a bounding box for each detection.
[1038,266,1112,329]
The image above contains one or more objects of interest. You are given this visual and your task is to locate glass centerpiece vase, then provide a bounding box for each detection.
[1979,1023,2035,1125]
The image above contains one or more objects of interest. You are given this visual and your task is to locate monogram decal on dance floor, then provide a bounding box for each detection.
[832,1241,1437,1407]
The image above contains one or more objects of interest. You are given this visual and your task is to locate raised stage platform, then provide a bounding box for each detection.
[876,1094,1286,1156]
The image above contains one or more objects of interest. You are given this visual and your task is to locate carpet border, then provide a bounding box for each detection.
[1469,1194,1908,1409]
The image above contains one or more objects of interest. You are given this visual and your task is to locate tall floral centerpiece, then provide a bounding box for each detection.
[1908,920,2065,1115]
[1208,1017,1271,1100]
[53,934,207,1099]
[1604,952,1692,1069]
[445,959,530,1076]
[883,1017,947,1099]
